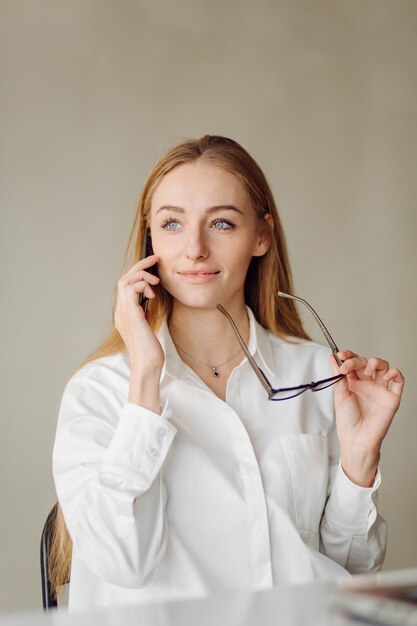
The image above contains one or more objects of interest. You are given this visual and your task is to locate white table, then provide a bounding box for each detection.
[2,570,417,626]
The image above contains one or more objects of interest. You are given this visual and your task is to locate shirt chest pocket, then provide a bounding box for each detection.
[280,434,329,533]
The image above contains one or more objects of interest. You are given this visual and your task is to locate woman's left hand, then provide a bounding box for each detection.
[330,349,405,486]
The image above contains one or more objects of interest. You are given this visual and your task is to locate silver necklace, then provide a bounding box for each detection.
[174,343,242,378]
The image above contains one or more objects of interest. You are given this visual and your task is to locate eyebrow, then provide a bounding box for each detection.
[155,204,245,216]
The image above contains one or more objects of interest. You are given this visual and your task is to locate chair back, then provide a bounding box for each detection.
[40,503,59,610]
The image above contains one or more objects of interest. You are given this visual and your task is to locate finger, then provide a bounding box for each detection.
[129,254,159,272]
[118,272,159,300]
[383,368,405,399]
[127,280,156,299]
[339,356,369,380]
[337,349,359,361]
[119,256,159,283]
[363,357,390,382]
[125,270,160,285]
[117,281,155,314]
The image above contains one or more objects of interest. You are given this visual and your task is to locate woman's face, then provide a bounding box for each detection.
[149,160,270,311]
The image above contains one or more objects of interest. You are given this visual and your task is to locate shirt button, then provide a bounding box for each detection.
[235,371,240,379]
[158,427,167,438]
[149,447,159,458]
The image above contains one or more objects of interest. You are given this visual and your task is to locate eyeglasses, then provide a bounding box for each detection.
[217,292,345,401]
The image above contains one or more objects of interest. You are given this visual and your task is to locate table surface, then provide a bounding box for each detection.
[2,568,417,626]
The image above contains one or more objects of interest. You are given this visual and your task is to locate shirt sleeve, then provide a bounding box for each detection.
[320,447,387,574]
[52,371,177,588]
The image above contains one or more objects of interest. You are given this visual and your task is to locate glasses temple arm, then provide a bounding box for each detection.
[278,292,342,367]
[216,304,274,396]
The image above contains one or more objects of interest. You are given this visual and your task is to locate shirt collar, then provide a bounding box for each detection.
[157,305,276,382]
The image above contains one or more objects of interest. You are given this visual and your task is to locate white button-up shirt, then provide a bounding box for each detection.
[53,306,385,611]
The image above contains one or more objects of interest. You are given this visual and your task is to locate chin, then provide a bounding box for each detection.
[176,296,221,310]
[165,286,222,310]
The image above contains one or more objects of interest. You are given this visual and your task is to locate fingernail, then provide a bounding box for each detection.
[364,365,372,375]
[340,364,348,373]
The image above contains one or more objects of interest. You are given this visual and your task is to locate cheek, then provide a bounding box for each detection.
[150,231,172,266]
[151,243,178,283]
[226,238,258,266]
[155,254,172,279]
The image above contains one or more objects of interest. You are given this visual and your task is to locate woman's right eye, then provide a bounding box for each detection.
[160,217,182,232]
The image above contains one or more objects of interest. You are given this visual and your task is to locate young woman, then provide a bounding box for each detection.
[51,135,404,610]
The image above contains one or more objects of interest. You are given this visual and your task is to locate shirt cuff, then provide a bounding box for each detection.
[99,398,176,494]
[324,461,381,533]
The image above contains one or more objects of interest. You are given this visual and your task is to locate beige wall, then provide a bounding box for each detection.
[0,0,416,613]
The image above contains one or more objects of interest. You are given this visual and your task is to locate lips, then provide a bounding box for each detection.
[177,270,220,284]
[178,271,220,275]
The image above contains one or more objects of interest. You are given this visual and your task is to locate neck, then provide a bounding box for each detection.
[168,299,250,366]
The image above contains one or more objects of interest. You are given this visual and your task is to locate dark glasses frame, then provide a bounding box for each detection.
[217,292,345,401]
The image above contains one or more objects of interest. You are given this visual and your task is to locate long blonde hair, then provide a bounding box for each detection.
[49,135,310,596]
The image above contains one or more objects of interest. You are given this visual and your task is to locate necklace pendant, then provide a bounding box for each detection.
[212,367,220,378]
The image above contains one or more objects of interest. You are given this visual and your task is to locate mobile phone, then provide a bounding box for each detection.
[139,228,158,310]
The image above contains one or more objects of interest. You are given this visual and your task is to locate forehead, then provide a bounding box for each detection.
[150,161,252,212]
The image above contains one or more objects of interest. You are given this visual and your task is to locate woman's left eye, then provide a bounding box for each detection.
[211,219,235,231]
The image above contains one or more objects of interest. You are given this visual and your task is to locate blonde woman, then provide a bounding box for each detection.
[51,135,404,610]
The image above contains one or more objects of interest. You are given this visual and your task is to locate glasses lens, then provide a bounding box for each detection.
[269,374,344,401]
[270,387,309,401]
[311,374,344,392]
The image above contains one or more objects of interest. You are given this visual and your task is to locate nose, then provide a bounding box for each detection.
[184,225,210,261]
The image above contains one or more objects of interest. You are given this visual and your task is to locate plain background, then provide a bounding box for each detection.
[0,0,416,614]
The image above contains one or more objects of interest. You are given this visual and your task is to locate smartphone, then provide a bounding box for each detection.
[139,228,158,310]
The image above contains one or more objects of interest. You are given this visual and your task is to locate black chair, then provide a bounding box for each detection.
[40,503,59,610]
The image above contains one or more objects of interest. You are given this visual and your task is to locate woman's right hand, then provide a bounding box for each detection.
[114,254,165,374]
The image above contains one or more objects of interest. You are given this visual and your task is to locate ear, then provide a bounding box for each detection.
[253,213,273,257]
